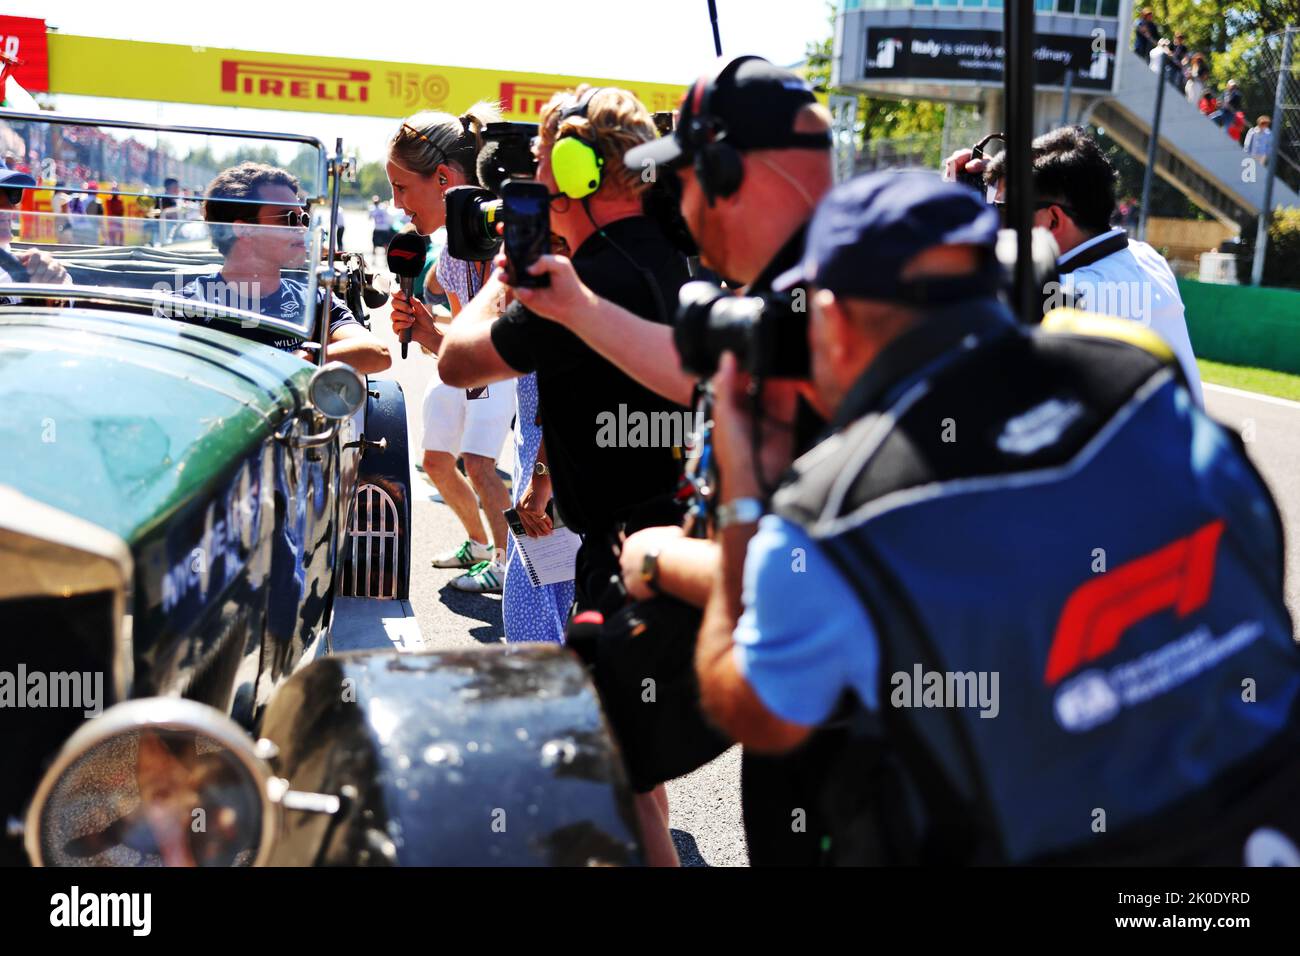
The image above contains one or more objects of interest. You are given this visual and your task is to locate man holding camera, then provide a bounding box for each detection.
[496,55,832,868]
[944,126,1203,405]
[499,56,836,866]
[433,87,690,610]
[510,56,832,410]
[696,169,1300,865]
[505,56,834,621]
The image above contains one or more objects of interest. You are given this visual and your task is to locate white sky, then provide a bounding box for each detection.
[12,0,836,163]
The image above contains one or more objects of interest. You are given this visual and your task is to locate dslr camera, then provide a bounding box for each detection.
[955,132,1005,195]
[674,281,810,379]
[444,121,539,261]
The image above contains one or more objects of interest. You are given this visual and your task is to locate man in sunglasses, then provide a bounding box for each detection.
[0,163,72,304]
[944,125,1202,406]
[180,162,390,373]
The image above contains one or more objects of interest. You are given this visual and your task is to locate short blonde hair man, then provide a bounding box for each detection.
[536,85,657,199]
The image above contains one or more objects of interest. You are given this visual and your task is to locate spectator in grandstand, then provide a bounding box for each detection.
[1244,116,1275,167]
[1185,53,1210,103]
[1133,8,1161,58]
[1229,110,1249,145]
[1222,79,1244,116]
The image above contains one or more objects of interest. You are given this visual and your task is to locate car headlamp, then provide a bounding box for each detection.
[25,699,277,867]
[308,361,366,420]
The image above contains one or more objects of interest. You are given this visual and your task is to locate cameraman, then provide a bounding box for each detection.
[434,86,690,866]
[500,56,835,867]
[435,85,689,608]
[943,125,1203,405]
[697,170,1299,865]
[506,55,833,409]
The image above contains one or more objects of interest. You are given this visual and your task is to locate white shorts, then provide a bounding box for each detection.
[421,370,516,460]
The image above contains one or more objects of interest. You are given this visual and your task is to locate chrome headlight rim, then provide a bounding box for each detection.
[308,360,366,421]
[24,697,280,868]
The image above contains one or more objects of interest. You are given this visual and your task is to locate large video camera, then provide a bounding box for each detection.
[674,281,811,379]
[444,121,538,261]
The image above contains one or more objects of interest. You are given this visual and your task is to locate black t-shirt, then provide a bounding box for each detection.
[491,216,689,538]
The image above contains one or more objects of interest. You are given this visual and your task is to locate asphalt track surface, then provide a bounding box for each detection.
[345,218,1299,866]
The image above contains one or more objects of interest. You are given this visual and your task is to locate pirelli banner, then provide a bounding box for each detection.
[47,33,690,120]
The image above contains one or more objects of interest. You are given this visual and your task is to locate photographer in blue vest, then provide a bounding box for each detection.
[696,170,1300,865]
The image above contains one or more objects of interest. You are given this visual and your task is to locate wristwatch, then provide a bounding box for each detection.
[534,460,550,478]
[716,497,764,529]
[640,548,662,594]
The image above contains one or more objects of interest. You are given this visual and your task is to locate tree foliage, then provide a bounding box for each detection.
[803,1,947,151]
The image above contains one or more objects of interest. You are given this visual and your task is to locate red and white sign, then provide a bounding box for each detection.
[0,16,48,93]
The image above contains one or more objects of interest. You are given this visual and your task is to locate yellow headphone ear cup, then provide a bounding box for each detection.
[551,136,604,199]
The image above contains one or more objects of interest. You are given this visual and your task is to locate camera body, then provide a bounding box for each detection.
[674,280,810,379]
[956,132,1005,195]
[444,122,539,262]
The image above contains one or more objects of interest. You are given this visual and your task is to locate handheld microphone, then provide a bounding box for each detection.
[386,232,427,359]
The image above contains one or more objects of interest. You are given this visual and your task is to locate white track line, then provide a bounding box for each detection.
[1204,383,1300,412]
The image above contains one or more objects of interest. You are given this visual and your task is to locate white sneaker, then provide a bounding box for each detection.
[450,557,506,594]
[431,539,493,569]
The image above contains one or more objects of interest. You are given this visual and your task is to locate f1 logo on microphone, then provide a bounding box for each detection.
[1044,519,1225,685]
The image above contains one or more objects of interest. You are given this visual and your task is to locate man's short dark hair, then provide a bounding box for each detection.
[203,161,300,255]
[983,126,1116,234]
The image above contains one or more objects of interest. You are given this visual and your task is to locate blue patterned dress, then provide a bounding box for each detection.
[503,372,574,643]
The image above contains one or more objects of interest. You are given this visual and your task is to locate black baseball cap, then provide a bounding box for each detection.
[624,55,830,171]
[775,170,1001,303]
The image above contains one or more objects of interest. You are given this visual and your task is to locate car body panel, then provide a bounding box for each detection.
[260,648,644,866]
[0,307,311,546]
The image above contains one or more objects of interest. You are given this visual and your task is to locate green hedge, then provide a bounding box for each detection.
[1178,279,1300,375]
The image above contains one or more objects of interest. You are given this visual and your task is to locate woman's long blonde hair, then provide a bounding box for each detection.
[389,100,503,184]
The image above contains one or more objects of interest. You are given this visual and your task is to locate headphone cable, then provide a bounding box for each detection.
[581,198,670,328]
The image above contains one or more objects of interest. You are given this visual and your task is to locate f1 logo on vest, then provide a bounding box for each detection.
[1044,520,1226,685]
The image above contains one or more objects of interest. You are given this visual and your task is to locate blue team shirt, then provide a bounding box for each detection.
[179,271,359,352]
[734,514,881,726]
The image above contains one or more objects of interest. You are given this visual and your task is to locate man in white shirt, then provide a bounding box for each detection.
[945,126,1204,406]
[1244,117,1274,167]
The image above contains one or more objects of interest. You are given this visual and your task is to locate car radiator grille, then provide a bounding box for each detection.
[337,483,401,600]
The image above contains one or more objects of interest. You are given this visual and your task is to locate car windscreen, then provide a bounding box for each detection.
[0,115,330,346]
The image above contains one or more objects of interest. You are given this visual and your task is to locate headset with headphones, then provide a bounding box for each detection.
[551,87,608,200]
[679,56,758,206]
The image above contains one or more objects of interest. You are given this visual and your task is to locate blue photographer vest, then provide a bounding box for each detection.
[772,303,1300,865]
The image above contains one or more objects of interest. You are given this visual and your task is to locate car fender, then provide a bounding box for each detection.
[258,646,644,866]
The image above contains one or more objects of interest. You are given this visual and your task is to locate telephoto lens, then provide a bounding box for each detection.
[673,281,810,379]
[444,186,503,261]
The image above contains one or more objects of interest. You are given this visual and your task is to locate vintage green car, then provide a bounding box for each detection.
[0,112,642,867]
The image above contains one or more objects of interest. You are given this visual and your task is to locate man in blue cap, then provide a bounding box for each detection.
[0,163,71,300]
[695,170,1300,865]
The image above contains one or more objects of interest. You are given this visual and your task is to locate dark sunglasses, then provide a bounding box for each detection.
[263,206,311,228]
[4,187,23,206]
